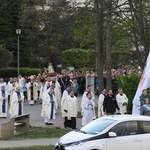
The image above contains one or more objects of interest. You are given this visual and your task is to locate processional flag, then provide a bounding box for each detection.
[132,51,150,115]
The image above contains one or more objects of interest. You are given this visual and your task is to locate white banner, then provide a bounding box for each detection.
[132,51,150,115]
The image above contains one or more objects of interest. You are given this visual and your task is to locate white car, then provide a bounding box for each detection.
[54,115,150,150]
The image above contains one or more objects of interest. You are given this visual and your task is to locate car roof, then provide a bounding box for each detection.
[101,115,150,121]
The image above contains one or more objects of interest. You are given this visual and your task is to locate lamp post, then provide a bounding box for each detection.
[16,29,21,75]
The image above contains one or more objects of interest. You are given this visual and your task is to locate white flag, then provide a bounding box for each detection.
[132,51,150,115]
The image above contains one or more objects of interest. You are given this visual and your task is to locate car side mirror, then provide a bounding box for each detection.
[108,132,117,138]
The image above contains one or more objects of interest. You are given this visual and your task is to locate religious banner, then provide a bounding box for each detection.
[132,51,150,115]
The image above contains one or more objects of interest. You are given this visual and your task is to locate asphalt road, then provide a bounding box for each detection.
[0,96,98,148]
[0,96,99,133]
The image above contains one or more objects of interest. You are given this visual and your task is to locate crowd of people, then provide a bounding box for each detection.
[0,67,147,130]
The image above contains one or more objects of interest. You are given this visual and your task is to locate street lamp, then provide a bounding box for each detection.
[16,29,21,75]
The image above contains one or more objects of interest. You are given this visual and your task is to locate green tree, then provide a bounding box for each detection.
[0,0,33,67]
[0,47,13,68]
[20,0,75,70]
[62,48,96,70]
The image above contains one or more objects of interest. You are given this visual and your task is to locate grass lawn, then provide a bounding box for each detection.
[1,145,54,150]
[0,126,70,140]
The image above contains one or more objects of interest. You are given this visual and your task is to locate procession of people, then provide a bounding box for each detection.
[0,67,150,129]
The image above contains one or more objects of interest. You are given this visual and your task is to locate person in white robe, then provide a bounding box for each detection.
[35,78,41,101]
[41,89,57,125]
[82,92,95,126]
[0,86,8,118]
[22,78,28,102]
[63,90,79,129]
[14,78,22,92]
[45,76,51,87]
[7,77,14,104]
[43,81,51,95]
[81,85,95,115]
[39,80,46,104]
[98,88,107,117]
[116,88,128,114]
[27,76,38,105]
[9,82,16,103]
[54,78,61,108]
[9,87,24,118]
[61,85,71,117]
[0,78,7,90]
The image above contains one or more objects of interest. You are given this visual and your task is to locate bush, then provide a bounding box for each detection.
[62,48,96,70]
[0,68,42,78]
[116,75,141,114]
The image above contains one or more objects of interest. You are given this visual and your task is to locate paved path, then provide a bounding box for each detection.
[0,138,59,148]
[0,96,98,148]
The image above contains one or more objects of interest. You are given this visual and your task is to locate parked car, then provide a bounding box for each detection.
[54,115,150,150]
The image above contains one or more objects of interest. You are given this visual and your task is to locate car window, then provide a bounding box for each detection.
[110,121,138,136]
[141,121,150,134]
[80,118,116,135]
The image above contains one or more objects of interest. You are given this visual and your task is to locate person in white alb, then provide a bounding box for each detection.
[116,88,128,114]
[7,77,14,104]
[61,85,71,118]
[27,76,38,105]
[98,88,107,117]
[41,88,57,125]
[9,87,24,118]
[63,90,79,129]
[81,85,95,115]
[0,86,8,118]
[39,79,46,104]
[82,92,95,127]
[53,77,61,108]
[0,78,7,90]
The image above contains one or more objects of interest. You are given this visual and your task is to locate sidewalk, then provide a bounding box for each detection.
[0,138,59,148]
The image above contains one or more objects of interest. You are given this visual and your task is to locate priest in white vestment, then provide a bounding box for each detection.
[9,87,24,118]
[81,85,95,115]
[98,88,107,117]
[0,86,8,118]
[63,90,79,129]
[61,85,71,117]
[82,92,95,126]
[39,81,46,104]
[41,89,57,125]
[27,76,38,105]
[116,89,128,114]
[9,82,16,103]
[7,77,14,104]
[54,79,61,108]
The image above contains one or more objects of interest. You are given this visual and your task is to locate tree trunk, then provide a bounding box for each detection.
[94,0,104,94]
[106,0,112,90]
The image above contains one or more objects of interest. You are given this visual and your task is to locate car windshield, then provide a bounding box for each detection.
[79,118,116,135]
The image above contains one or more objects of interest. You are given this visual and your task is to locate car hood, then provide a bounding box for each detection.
[58,131,94,144]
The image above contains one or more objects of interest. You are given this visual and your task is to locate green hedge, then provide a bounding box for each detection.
[116,74,141,114]
[0,68,42,78]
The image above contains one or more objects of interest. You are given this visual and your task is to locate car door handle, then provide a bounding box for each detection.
[133,138,141,142]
